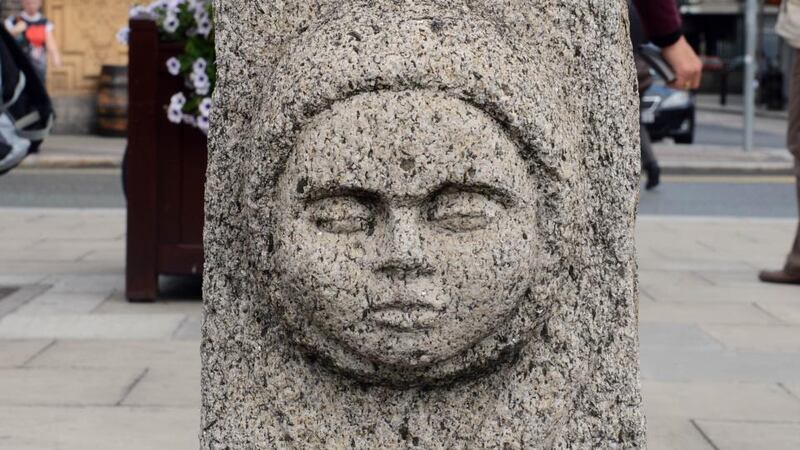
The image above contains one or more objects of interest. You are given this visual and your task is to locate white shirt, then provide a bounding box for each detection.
[4,12,54,35]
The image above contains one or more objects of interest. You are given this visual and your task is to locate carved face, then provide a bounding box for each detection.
[271,91,538,383]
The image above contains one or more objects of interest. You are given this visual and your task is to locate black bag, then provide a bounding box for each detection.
[0,23,54,175]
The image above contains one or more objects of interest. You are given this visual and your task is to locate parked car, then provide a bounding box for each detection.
[641,82,696,144]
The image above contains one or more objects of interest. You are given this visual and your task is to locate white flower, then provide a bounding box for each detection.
[196,18,212,37]
[193,71,209,85]
[128,6,148,18]
[197,115,209,132]
[199,97,212,117]
[166,57,181,76]
[188,0,205,14]
[167,106,183,124]
[167,0,185,10]
[194,9,209,23]
[195,82,210,96]
[193,72,210,95]
[116,27,130,45]
[192,58,207,74]
[163,12,179,33]
[170,92,186,108]
[182,114,196,126]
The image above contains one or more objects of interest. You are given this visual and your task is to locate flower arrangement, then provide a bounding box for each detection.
[118,0,215,133]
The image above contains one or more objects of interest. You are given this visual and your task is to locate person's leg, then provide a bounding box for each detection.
[783,159,800,273]
[759,49,800,284]
[641,125,660,190]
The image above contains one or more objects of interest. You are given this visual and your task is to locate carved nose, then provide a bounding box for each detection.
[376,207,433,279]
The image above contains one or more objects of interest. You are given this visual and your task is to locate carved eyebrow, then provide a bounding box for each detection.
[296,180,381,203]
[296,179,520,206]
[428,182,519,207]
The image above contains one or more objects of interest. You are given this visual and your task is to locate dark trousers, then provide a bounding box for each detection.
[640,126,657,169]
[784,50,800,272]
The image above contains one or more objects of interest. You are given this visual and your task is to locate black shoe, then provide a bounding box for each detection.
[644,164,660,190]
[759,269,800,285]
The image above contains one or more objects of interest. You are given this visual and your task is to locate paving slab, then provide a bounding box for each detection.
[642,238,728,262]
[642,282,800,303]
[172,314,202,340]
[0,240,38,252]
[641,348,800,383]
[701,324,800,353]
[695,269,791,286]
[0,274,47,286]
[0,225,123,241]
[639,302,777,325]
[635,260,758,274]
[94,294,201,315]
[0,260,125,275]
[0,284,49,318]
[694,420,800,450]
[0,314,186,340]
[80,248,125,263]
[0,340,52,368]
[122,368,200,408]
[645,416,714,450]
[0,245,92,262]
[0,367,143,406]
[782,383,800,400]
[639,323,724,351]
[28,340,200,371]
[756,301,800,325]
[642,381,800,422]
[41,274,124,294]
[12,292,108,315]
[0,405,197,450]
[639,269,713,289]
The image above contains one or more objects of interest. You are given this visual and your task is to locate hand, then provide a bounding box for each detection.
[661,36,703,90]
[52,53,62,68]
[12,21,26,35]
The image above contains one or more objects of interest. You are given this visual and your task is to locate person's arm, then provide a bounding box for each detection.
[4,16,26,38]
[45,23,61,68]
[633,0,702,90]
[633,0,683,47]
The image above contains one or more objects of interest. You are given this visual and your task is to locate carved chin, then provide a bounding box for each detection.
[274,289,539,388]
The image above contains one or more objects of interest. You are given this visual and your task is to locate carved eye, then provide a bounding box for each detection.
[427,190,501,232]
[310,196,375,235]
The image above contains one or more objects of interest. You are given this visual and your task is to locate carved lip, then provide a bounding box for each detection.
[368,302,442,331]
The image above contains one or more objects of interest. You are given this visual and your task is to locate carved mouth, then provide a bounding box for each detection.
[368,302,442,331]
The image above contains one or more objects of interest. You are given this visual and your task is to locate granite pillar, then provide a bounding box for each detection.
[203,1,645,447]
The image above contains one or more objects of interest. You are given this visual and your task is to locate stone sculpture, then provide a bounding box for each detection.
[203,1,645,448]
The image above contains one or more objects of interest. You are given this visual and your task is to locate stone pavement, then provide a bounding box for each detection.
[0,208,798,449]
[657,143,795,175]
[695,93,788,120]
[19,135,126,169]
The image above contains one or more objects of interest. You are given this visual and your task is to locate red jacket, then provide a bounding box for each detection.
[634,0,683,47]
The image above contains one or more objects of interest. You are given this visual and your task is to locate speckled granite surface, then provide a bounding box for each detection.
[203,1,644,448]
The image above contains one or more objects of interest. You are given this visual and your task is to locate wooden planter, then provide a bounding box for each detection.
[126,19,206,302]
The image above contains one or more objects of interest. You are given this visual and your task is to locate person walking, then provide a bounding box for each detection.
[3,0,61,81]
[760,3,800,285]
[633,0,702,189]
